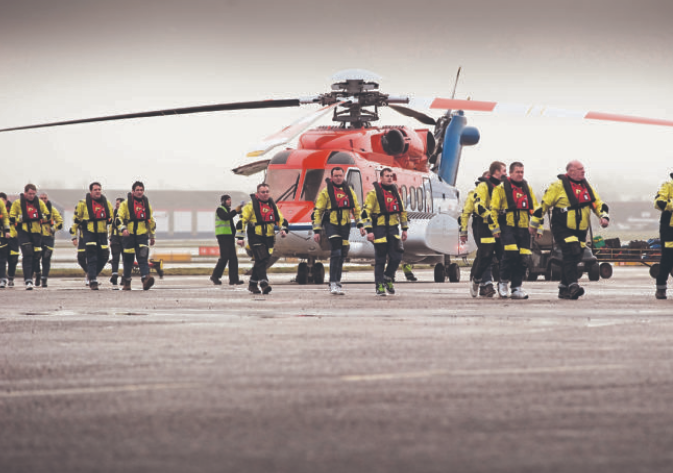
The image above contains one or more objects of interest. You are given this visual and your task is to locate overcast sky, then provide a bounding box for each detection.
[1,0,672,199]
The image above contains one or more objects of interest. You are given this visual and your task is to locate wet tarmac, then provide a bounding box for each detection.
[2,267,673,473]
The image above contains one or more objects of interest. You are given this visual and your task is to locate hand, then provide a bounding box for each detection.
[150,238,155,246]
[122,229,129,237]
[528,227,537,236]
[366,232,375,242]
[4,232,9,239]
[360,228,366,237]
[280,230,287,238]
[235,205,243,213]
[313,233,320,243]
[459,235,468,243]
[600,217,609,228]
[237,239,245,247]
[401,230,408,242]
[493,232,501,239]
[71,238,77,247]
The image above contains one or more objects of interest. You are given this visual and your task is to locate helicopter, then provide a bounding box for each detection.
[2,69,673,285]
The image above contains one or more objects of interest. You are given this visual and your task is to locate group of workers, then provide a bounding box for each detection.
[461,159,610,300]
[0,181,156,290]
[4,163,673,299]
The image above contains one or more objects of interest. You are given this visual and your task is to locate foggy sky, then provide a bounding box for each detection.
[1,0,672,199]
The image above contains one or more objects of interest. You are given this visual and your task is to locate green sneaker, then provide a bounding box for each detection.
[384,278,395,295]
[376,283,387,296]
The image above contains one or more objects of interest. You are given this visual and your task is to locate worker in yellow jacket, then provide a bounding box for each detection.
[116,181,156,291]
[490,162,541,300]
[312,166,364,295]
[237,183,288,294]
[362,167,408,296]
[71,182,114,290]
[530,160,609,300]
[9,184,50,290]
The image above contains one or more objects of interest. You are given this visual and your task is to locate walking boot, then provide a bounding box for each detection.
[122,279,132,291]
[558,286,571,299]
[655,287,667,300]
[110,273,118,286]
[479,283,496,297]
[404,271,418,282]
[248,283,261,294]
[34,273,41,287]
[260,280,272,295]
[41,278,48,288]
[568,283,585,300]
[142,275,155,291]
[209,275,222,285]
[90,281,99,290]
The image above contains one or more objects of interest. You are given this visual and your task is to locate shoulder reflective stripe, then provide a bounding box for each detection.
[519,248,532,255]
[480,237,496,244]
[504,244,519,251]
[665,241,673,248]
[564,236,580,243]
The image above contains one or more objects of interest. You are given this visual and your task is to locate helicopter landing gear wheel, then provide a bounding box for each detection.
[649,263,660,279]
[599,262,613,279]
[434,263,447,282]
[296,262,309,285]
[447,263,460,283]
[588,262,600,281]
[312,262,325,284]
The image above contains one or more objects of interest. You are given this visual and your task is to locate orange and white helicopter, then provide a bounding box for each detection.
[2,69,673,285]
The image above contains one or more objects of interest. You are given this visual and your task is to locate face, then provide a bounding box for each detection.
[256,186,271,202]
[115,200,122,209]
[567,162,585,181]
[91,185,102,199]
[510,165,524,182]
[331,170,345,185]
[133,186,144,199]
[25,188,37,200]
[225,198,232,207]
[40,194,48,203]
[380,171,394,186]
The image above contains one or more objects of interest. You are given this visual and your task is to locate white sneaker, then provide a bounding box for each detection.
[330,282,339,295]
[0,279,6,289]
[510,287,529,300]
[26,280,34,291]
[470,280,479,298]
[85,276,89,286]
[498,281,509,298]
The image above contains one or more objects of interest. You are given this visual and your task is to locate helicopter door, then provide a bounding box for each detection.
[423,177,433,213]
[346,169,363,206]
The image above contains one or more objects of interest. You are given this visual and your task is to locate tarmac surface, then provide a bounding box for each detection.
[2,267,673,473]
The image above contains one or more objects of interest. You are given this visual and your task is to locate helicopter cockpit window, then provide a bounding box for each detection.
[346,169,363,205]
[400,185,408,209]
[300,169,326,202]
[270,150,291,165]
[266,169,301,202]
[417,187,425,212]
[409,186,416,210]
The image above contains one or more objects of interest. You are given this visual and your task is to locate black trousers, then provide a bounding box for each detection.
[552,226,586,287]
[17,230,42,282]
[110,235,122,275]
[77,238,87,272]
[35,235,55,279]
[0,237,7,280]
[122,233,150,280]
[7,237,19,279]
[500,226,531,289]
[472,219,502,284]
[372,225,403,285]
[325,222,350,283]
[83,231,109,282]
[249,233,275,285]
[656,227,673,287]
[212,235,239,283]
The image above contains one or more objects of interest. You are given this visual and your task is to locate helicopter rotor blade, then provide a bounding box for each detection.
[389,105,436,125]
[0,99,303,133]
[232,158,271,176]
[410,97,673,128]
[247,102,343,157]
[450,67,462,100]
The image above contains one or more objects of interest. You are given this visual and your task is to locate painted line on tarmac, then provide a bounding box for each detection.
[0,383,197,398]
[341,364,624,382]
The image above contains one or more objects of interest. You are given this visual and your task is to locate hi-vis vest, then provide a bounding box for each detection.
[215,205,234,236]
